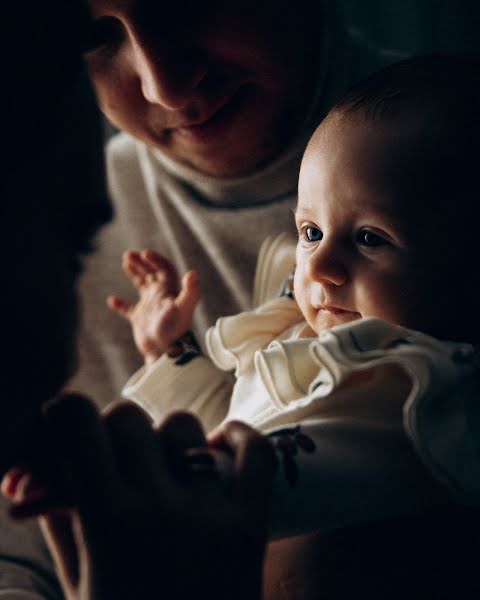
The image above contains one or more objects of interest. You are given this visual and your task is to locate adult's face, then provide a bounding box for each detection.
[84,0,321,176]
[0,81,107,476]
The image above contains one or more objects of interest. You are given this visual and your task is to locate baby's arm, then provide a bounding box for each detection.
[107,249,200,366]
[260,419,449,539]
[112,250,234,430]
[208,418,450,541]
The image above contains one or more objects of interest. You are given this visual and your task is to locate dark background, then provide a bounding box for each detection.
[341,0,479,53]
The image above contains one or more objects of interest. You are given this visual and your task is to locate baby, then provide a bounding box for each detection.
[109,54,480,513]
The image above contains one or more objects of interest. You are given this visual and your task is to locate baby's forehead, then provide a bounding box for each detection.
[300,115,455,232]
[314,111,447,189]
[316,107,441,150]
[308,114,427,181]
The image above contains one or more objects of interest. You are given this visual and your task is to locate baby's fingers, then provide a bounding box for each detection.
[106,295,134,319]
[142,249,175,272]
[142,250,179,294]
[122,250,149,288]
[176,271,200,320]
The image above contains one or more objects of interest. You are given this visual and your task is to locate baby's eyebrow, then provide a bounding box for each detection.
[293,207,312,222]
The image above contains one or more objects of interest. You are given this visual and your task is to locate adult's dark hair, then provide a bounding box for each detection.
[0,1,111,473]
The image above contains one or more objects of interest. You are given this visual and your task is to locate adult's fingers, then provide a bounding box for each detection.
[43,392,124,525]
[39,511,80,598]
[209,421,277,529]
[7,469,57,520]
[9,491,64,520]
[1,466,28,498]
[159,411,207,453]
[102,401,173,494]
[3,466,66,520]
[157,412,208,479]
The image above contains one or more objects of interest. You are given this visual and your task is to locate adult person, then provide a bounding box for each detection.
[0,3,276,599]
[2,2,476,598]
[74,2,480,591]
[73,0,400,405]
[70,3,409,597]
[3,2,477,599]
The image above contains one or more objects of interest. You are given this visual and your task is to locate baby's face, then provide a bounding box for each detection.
[294,114,445,336]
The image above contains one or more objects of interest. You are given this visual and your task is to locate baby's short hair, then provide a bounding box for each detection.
[331,53,480,125]
[330,53,480,240]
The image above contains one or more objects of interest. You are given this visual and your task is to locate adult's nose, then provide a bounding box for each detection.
[130,28,207,109]
[306,239,348,287]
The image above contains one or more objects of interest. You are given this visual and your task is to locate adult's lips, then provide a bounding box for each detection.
[171,84,252,143]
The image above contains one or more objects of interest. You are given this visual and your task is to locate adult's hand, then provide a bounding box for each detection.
[21,393,276,600]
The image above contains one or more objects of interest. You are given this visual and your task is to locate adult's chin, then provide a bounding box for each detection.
[144,90,298,177]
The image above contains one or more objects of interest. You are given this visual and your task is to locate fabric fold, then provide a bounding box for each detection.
[206,296,306,377]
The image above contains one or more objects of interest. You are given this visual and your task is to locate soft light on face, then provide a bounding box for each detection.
[293,115,446,337]
[84,0,319,176]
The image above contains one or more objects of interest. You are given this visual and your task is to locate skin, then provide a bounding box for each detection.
[4,401,275,600]
[1,7,278,597]
[84,0,321,176]
[108,250,200,365]
[110,106,480,363]
[294,113,469,338]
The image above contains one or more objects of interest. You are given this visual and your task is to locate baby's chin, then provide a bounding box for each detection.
[310,310,362,335]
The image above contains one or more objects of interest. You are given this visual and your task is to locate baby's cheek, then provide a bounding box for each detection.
[293,269,309,312]
[360,277,412,325]
[372,288,425,330]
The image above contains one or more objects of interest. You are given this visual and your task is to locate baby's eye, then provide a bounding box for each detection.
[305,226,323,242]
[356,229,389,248]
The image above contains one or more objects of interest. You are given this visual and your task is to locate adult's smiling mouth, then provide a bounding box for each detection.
[172,84,253,143]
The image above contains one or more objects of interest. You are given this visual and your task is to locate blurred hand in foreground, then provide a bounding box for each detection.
[3,393,276,600]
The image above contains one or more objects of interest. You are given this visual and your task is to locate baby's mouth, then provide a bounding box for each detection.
[318,305,359,316]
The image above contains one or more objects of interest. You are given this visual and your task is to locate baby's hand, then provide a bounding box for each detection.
[107,250,200,365]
